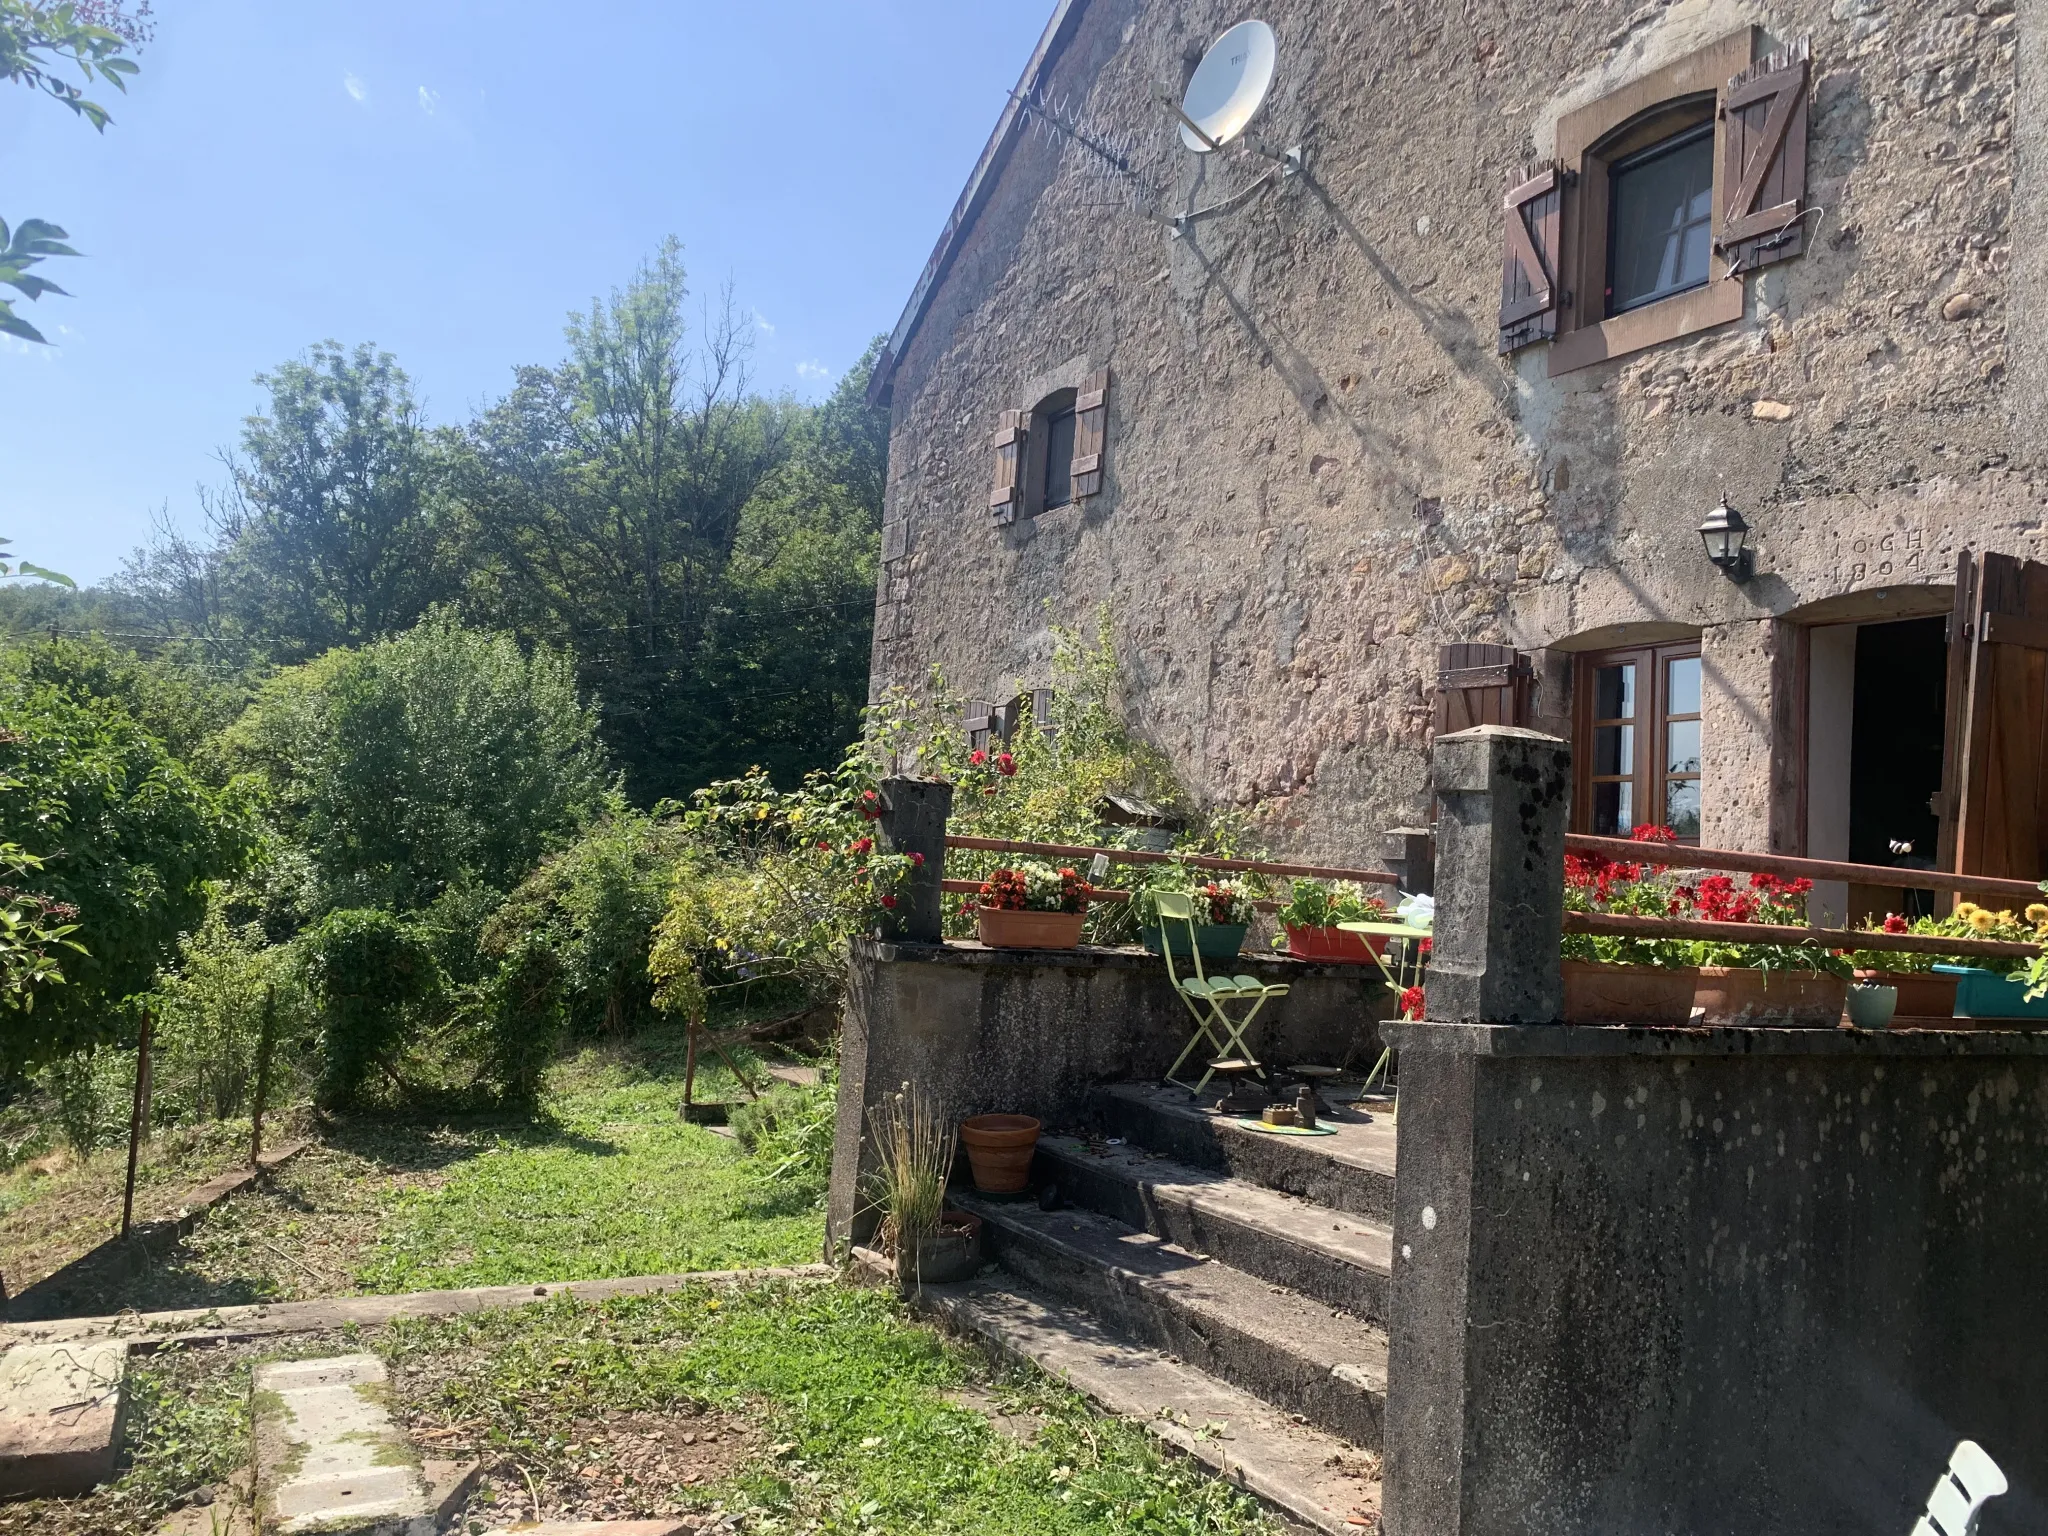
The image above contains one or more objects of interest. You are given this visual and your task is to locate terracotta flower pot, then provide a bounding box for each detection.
[1284,924,1385,963]
[1853,969,1959,1020]
[959,1113,1041,1193]
[1693,966,1849,1027]
[976,907,1086,949]
[1561,960,1701,1026]
[893,1209,982,1285]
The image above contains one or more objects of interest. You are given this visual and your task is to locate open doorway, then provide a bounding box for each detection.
[1806,616,1949,925]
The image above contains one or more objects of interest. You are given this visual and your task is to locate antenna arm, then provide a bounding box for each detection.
[1153,90,1223,152]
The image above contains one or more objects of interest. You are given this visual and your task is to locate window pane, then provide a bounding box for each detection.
[1666,655,1701,716]
[1593,781,1635,837]
[1609,127,1715,312]
[1665,777,1701,841]
[1042,409,1077,509]
[1594,663,1635,721]
[1594,724,1633,777]
[1666,719,1701,776]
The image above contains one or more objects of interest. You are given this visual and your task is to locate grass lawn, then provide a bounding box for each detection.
[0,1281,1280,1536]
[1,1032,829,1319]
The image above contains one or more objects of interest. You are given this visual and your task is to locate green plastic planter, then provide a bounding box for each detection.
[1933,964,2048,1020]
[1140,923,1248,961]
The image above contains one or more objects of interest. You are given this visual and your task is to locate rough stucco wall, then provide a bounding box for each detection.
[874,0,2034,860]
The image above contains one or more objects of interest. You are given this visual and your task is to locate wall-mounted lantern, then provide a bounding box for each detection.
[1698,495,1754,581]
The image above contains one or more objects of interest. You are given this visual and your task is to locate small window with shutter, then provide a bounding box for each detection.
[1520,29,1809,376]
[1001,368,1112,521]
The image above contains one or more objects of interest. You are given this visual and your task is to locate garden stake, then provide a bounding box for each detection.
[251,983,278,1167]
[122,1010,154,1241]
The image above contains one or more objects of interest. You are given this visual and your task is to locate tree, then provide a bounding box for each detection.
[211,342,447,657]
[448,239,794,799]
[0,533,73,587]
[219,612,613,914]
[0,666,252,1071]
[1,0,150,343]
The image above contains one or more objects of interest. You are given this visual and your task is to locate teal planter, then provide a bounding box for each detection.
[1933,964,2048,1020]
[1141,923,1248,961]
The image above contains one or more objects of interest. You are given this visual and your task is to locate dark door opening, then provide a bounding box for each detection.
[1848,617,1948,916]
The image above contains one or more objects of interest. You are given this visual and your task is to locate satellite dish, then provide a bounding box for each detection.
[1179,20,1278,153]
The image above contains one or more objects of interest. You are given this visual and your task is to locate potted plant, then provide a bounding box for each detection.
[867,1084,981,1285]
[1558,827,1701,1026]
[1273,879,1394,962]
[1686,872,1852,1027]
[1857,902,2048,1020]
[973,862,1093,950]
[959,1112,1043,1192]
[1135,874,1252,960]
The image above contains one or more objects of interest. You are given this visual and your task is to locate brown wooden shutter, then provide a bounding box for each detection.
[1498,163,1563,355]
[990,409,1026,526]
[1937,550,2048,895]
[1434,643,1532,737]
[965,699,996,752]
[1070,367,1109,499]
[1717,39,1811,276]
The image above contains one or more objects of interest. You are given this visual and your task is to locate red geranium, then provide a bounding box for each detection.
[1398,985,1425,1021]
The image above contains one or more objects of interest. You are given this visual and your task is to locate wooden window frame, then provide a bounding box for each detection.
[1573,642,1704,844]
[1022,387,1079,518]
[1548,30,1754,377]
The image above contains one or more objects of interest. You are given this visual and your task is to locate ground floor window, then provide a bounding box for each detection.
[1574,643,1702,842]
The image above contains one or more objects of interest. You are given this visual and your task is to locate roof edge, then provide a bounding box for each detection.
[867,0,1094,410]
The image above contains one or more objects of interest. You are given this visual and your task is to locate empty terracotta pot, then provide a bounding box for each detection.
[959,1113,1042,1193]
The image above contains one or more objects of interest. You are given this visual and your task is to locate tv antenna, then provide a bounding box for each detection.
[1159,20,1301,178]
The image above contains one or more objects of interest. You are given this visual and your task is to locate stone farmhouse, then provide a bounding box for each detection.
[866,0,2045,912]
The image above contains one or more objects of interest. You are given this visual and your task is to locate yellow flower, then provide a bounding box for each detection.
[1969,909,1996,932]
[1956,901,1980,918]
[2028,903,2048,924]
[1998,909,2018,926]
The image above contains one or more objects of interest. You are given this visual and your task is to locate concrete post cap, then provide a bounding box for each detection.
[1432,725,1568,794]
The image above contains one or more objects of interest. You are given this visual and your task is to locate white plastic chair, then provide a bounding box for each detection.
[1912,1440,2008,1536]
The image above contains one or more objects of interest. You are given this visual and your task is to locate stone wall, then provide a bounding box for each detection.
[1382,1021,2048,1536]
[826,938,1391,1249]
[872,0,2037,862]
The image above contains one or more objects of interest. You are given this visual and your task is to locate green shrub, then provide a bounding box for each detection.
[475,930,567,1107]
[304,907,441,1107]
[146,903,311,1124]
[731,1070,836,1190]
[36,1047,133,1158]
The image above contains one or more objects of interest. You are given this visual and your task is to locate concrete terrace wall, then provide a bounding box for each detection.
[872,0,2035,861]
[826,938,1391,1249]
[1383,1022,2048,1536]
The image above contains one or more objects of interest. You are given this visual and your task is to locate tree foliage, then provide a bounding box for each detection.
[220,611,611,915]
[0,666,252,1070]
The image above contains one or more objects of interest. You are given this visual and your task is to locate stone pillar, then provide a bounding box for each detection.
[875,776,952,944]
[1383,827,1435,896]
[1426,726,1568,1026]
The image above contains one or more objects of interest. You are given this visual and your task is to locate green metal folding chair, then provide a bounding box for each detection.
[1153,891,1290,1093]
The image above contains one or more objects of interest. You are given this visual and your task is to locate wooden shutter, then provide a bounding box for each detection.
[990,409,1027,526]
[965,699,996,752]
[1717,39,1811,276]
[1070,367,1109,499]
[1434,643,1532,737]
[1498,163,1563,355]
[1937,550,2048,893]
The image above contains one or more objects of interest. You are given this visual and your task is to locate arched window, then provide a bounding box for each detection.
[1025,387,1079,517]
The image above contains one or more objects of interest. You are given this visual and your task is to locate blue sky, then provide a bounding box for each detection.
[1,1,1049,585]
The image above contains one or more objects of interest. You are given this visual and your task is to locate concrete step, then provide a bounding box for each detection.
[859,1255,1381,1535]
[953,1191,1388,1448]
[1033,1134,1392,1322]
[1088,1082,1396,1221]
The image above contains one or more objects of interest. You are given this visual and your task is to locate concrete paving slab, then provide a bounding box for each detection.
[0,1339,129,1497]
[252,1353,440,1535]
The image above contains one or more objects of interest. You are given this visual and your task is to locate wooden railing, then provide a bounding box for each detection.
[1565,834,2045,902]
[943,835,1401,885]
[1563,835,2047,963]
[941,836,1404,909]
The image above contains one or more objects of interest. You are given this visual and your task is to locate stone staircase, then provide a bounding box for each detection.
[911,1081,1396,1534]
